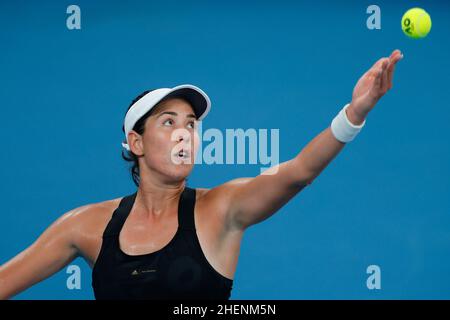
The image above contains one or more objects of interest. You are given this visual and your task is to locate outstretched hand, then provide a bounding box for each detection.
[347,49,404,124]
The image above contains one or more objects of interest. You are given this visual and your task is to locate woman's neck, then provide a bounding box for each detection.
[134,177,185,219]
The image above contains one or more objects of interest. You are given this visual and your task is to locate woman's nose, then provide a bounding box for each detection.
[173,128,191,143]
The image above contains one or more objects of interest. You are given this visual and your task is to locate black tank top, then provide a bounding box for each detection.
[92,187,233,300]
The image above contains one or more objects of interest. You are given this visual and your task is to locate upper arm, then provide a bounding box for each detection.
[0,206,90,299]
[207,159,311,231]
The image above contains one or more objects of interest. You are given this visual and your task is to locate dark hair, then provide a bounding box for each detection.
[121,89,157,187]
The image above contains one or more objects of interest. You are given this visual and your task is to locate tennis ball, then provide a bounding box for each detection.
[401,8,432,39]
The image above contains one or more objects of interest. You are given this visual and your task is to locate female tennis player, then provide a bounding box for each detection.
[0,49,403,299]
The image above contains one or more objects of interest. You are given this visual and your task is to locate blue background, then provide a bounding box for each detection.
[1,0,449,299]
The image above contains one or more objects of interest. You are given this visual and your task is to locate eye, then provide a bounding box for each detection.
[163,119,174,126]
[187,121,195,129]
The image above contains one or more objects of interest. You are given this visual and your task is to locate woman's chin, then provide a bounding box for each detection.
[164,164,193,182]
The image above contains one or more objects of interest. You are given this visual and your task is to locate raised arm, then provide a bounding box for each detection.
[217,49,403,230]
[0,207,85,299]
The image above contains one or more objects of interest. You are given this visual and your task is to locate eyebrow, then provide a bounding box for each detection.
[156,111,197,119]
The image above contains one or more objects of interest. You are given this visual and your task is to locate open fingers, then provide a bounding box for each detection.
[372,64,383,93]
[389,49,402,61]
[370,57,385,71]
[387,63,396,89]
[369,58,388,99]
[380,59,389,93]
[387,50,403,89]
[371,49,402,73]
[364,50,403,98]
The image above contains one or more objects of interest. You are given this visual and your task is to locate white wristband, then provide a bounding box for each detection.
[330,104,366,143]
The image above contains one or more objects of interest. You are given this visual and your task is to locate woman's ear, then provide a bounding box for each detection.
[128,130,144,156]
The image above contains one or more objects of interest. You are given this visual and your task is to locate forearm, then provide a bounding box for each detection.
[292,106,366,184]
[292,127,345,184]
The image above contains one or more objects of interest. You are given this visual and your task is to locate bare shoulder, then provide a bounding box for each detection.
[196,178,252,203]
[56,197,122,247]
[194,178,253,225]
[65,197,122,227]
[195,188,210,200]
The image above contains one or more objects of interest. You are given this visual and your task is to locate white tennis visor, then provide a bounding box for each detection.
[122,84,211,151]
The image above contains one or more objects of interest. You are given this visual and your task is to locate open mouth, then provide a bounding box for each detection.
[175,149,190,159]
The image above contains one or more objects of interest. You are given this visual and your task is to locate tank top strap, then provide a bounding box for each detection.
[178,187,197,231]
[102,191,137,238]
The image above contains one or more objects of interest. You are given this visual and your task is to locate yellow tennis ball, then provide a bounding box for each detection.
[401,8,432,39]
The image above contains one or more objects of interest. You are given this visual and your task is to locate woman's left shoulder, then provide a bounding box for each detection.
[194,188,210,200]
